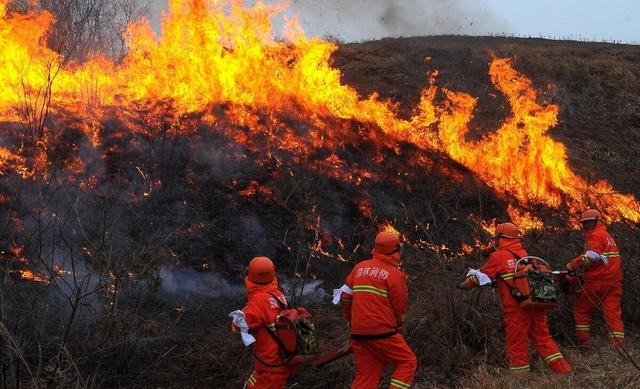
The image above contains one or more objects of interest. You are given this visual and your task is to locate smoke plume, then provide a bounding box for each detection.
[285,0,511,42]
[149,0,512,42]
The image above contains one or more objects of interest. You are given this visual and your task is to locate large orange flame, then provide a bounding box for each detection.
[0,0,638,231]
[428,57,639,225]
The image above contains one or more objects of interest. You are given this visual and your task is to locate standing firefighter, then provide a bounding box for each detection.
[457,222,572,375]
[565,209,624,350]
[333,231,417,389]
[229,257,297,389]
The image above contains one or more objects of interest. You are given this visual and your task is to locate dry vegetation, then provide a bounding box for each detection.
[1,4,639,388]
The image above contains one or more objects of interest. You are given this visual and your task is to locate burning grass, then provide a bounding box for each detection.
[0,1,639,388]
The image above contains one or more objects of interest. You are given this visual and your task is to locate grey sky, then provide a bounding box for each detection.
[149,0,639,44]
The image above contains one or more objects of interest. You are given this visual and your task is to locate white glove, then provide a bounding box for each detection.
[585,250,608,265]
[332,284,353,305]
[229,310,256,346]
[466,268,492,286]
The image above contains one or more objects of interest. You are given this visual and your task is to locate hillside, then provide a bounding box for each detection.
[334,36,640,196]
[134,36,640,388]
[1,8,639,388]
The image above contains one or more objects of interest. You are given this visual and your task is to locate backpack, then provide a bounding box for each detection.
[261,293,318,365]
[505,254,559,310]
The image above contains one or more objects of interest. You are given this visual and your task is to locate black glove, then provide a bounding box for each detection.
[456,282,467,290]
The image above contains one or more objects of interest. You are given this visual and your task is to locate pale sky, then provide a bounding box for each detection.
[150,0,639,44]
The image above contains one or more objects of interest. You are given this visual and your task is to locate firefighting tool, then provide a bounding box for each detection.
[310,340,353,367]
[551,270,582,295]
[251,293,318,367]
[504,255,559,310]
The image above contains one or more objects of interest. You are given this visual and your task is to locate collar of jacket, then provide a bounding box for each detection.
[244,277,280,296]
[496,238,524,252]
[584,221,606,238]
[371,252,401,267]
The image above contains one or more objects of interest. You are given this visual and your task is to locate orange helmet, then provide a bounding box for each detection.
[580,209,601,223]
[492,222,520,239]
[247,256,276,284]
[373,231,401,255]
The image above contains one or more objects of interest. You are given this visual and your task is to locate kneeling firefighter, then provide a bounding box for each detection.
[457,222,572,374]
[229,257,298,389]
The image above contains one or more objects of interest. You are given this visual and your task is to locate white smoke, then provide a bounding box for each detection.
[281,279,329,303]
[147,0,511,43]
[159,266,245,298]
[287,0,511,42]
[159,266,329,304]
[147,0,639,44]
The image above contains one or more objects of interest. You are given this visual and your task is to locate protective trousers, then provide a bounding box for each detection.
[243,364,295,389]
[351,333,417,389]
[503,309,572,374]
[573,281,624,349]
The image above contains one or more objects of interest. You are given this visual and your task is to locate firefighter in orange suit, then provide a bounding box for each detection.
[334,231,417,389]
[565,209,624,350]
[229,257,296,389]
[458,223,572,374]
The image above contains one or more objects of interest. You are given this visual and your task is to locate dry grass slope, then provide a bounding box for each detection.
[0,35,638,389]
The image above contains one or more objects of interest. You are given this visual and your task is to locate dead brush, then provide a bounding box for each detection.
[453,343,640,389]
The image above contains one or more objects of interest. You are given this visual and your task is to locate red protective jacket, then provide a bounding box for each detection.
[568,222,622,285]
[567,222,624,349]
[465,239,527,312]
[231,277,297,389]
[340,251,408,336]
[462,239,572,374]
[234,278,289,365]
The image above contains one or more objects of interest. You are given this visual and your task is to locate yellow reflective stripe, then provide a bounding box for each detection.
[582,255,591,265]
[602,251,619,257]
[509,365,530,373]
[247,372,257,385]
[575,324,590,331]
[609,332,625,338]
[545,352,563,363]
[390,378,412,389]
[353,285,388,297]
[266,323,276,331]
[500,273,515,280]
[340,297,352,305]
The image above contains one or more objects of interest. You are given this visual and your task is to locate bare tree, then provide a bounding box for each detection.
[7,0,150,139]
[8,0,151,64]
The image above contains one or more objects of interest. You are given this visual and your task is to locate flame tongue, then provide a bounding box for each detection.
[0,0,637,228]
[428,58,639,225]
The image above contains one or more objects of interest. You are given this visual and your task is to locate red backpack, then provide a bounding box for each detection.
[253,293,318,366]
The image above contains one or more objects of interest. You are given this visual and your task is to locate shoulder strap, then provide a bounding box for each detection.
[500,250,526,303]
[506,249,539,269]
[505,249,521,260]
[259,292,296,363]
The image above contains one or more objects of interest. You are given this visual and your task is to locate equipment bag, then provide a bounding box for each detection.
[267,293,319,360]
[507,255,559,310]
